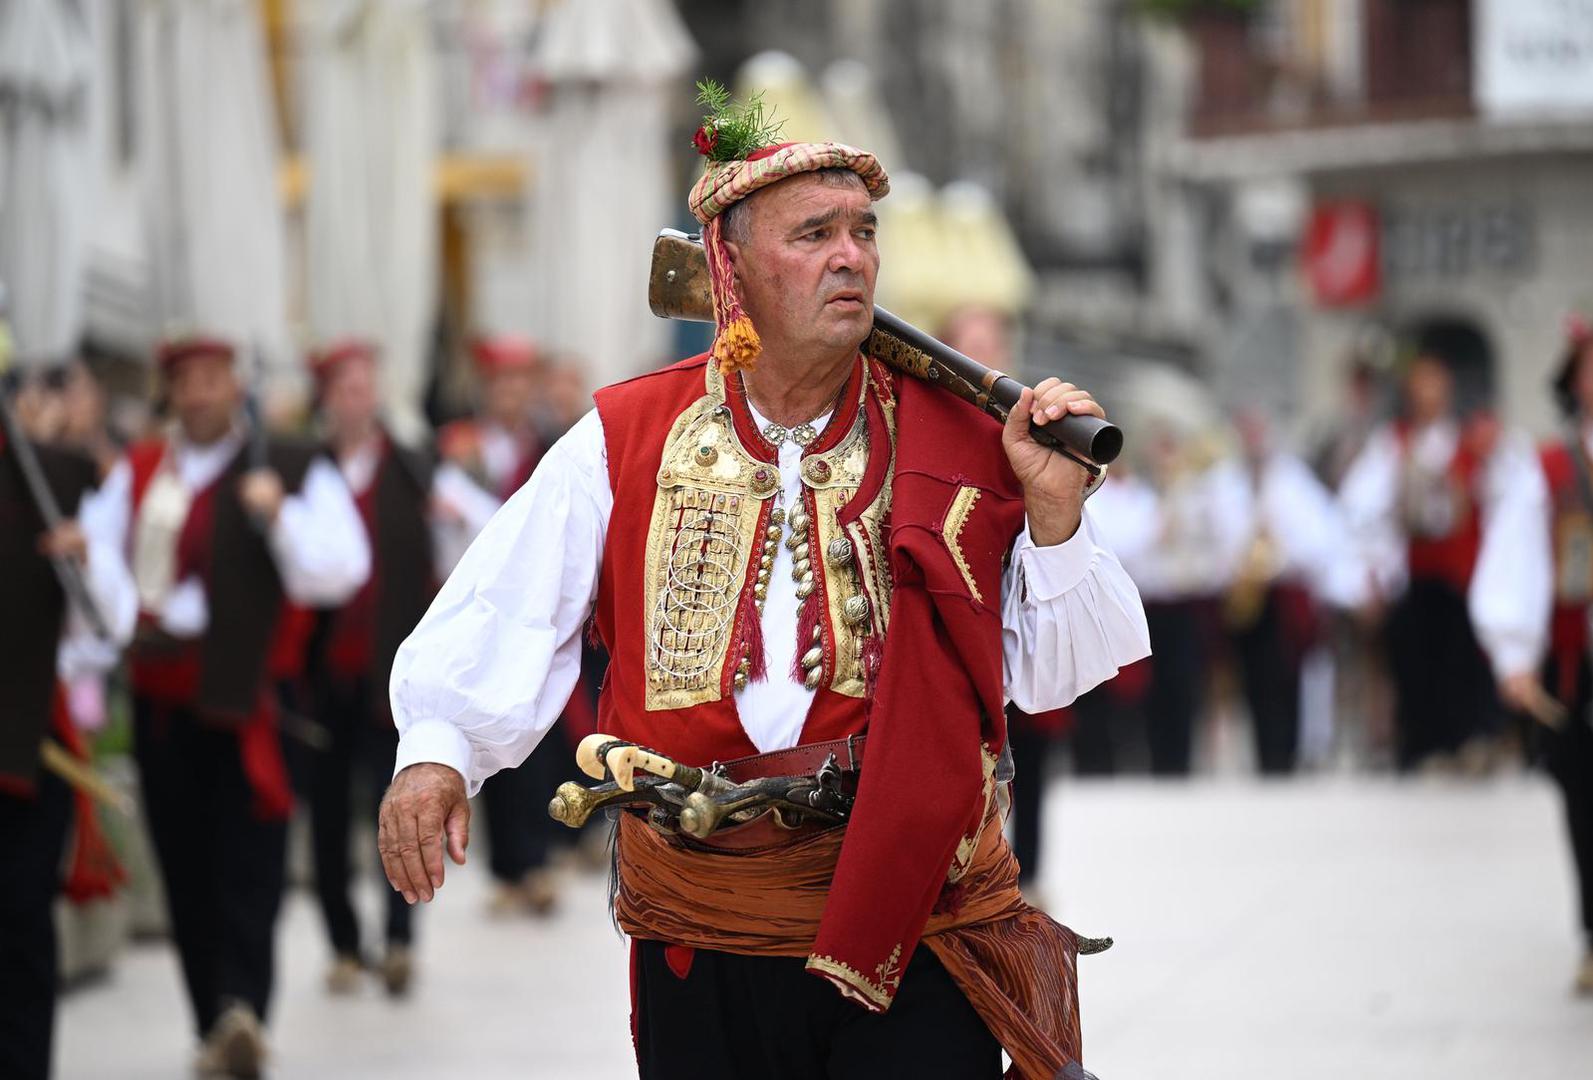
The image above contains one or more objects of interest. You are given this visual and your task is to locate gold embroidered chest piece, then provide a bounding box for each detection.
[642,362,896,711]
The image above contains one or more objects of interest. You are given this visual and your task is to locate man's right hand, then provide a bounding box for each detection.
[378,763,471,904]
[1499,671,1568,731]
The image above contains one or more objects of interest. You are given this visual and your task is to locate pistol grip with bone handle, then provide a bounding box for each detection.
[575,733,734,794]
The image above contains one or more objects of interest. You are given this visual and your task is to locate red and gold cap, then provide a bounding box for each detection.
[686,81,889,376]
[156,333,234,374]
[469,334,540,376]
[307,337,378,385]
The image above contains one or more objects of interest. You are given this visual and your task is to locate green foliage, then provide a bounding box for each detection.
[694,79,786,162]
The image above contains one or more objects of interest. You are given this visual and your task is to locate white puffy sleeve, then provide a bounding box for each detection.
[1338,427,1406,599]
[270,457,373,606]
[1468,435,1552,681]
[1001,505,1153,712]
[391,409,610,796]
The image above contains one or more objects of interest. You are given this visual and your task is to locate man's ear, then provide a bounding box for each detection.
[721,237,748,304]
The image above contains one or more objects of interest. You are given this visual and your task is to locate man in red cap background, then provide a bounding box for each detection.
[93,333,370,1076]
[301,337,495,998]
[380,86,1149,1078]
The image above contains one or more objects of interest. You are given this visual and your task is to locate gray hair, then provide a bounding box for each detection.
[719,167,868,245]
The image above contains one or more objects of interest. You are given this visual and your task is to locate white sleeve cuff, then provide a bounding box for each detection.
[1016,512,1099,601]
[393,720,478,795]
[1483,632,1546,686]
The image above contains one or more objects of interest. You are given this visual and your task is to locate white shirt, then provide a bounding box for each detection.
[1468,431,1557,681]
[1245,451,1369,611]
[55,474,140,680]
[391,407,1152,796]
[334,433,501,583]
[97,431,372,635]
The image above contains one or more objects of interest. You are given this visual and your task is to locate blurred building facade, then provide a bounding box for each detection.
[1161,0,1593,435]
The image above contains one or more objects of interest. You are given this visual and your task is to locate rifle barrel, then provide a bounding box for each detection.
[647,229,1122,468]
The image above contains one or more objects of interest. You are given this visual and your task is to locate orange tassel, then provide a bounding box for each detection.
[703,215,762,374]
[712,315,762,375]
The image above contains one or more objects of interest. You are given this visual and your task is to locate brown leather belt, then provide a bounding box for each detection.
[716,733,867,783]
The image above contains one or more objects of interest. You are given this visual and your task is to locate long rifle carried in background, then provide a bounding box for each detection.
[0,286,111,642]
[647,229,1123,475]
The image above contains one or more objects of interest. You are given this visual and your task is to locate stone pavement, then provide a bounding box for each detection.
[58,774,1593,1078]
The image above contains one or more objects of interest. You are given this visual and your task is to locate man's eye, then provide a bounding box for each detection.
[856,228,876,242]
[801,229,827,242]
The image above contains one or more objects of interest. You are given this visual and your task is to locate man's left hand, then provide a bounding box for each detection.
[1001,378,1105,547]
[239,469,286,524]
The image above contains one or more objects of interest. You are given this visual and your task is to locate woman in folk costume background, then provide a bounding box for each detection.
[379,82,1149,1079]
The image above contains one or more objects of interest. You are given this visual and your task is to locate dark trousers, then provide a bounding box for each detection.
[480,726,565,883]
[1543,652,1593,947]
[632,941,1001,1079]
[309,674,410,957]
[1387,579,1497,770]
[1068,685,1124,776]
[134,699,287,1036]
[1145,600,1209,776]
[0,769,72,1080]
[1232,588,1303,775]
[1006,713,1051,887]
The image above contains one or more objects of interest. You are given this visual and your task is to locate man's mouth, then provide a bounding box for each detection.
[826,291,866,310]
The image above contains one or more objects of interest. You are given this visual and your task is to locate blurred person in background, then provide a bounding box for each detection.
[57,358,122,477]
[1224,408,1367,774]
[436,334,567,915]
[1470,316,1593,996]
[301,339,495,999]
[1340,350,1528,773]
[1,372,137,1080]
[93,334,370,1077]
[1118,422,1248,775]
[1310,355,1385,493]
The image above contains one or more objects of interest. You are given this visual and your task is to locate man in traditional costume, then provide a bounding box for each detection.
[381,89,1150,1078]
[94,334,370,1076]
[1340,349,1529,771]
[1470,316,1593,995]
[302,338,495,997]
[1,375,137,1080]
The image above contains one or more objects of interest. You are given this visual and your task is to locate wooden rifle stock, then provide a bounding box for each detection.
[647,229,1122,470]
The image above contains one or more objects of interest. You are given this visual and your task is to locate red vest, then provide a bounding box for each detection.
[1398,424,1483,592]
[593,353,1028,1008]
[124,437,310,821]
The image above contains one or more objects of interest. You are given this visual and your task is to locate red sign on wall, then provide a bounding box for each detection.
[1302,202,1381,307]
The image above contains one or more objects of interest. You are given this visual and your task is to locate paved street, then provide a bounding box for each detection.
[59,774,1593,1078]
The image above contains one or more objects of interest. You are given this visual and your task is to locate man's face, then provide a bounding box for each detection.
[167,352,240,445]
[724,172,879,358]
[322,354,380,434]
[1404,354,1453,424]
[484,365,540,428]
[940,306,1013,370]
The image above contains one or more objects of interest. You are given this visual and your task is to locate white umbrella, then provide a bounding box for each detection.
[136,0,293,397]
[0,0,94,367]
[522,0,696,388]
[300,0,439,440]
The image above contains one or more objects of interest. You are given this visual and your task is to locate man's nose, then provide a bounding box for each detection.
[828,232,864,273]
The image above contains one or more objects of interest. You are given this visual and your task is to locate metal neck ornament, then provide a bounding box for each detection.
[760,421,818,448]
